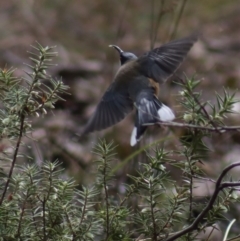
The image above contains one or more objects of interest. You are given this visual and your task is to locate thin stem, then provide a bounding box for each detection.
[205,226,216,241]
[150,179,157,240]
[41,168,53,240]
[168,0,188,40]
[192,175,216,183]
[103,156,110,239]
[187,155,193,224]
[30,202,41,239]
[152,0,165,48]
[109,184,137,228]
[16,195,28,238]
[0,113,25,205]
[150,0,155,50]
[65,210,76,240]
[158,193,178,235]
[115,0,130,41]
[111,136,173,174]
[153,121,240,132]
[166,162,240,241]
[192,176,240,192]
[227,234,240,241]
[79,189,88,226]
[42,198,47,240]
[0,49,47,205]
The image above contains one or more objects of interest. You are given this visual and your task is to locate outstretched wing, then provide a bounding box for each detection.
[137,35,197,84]
[82,84,133,135]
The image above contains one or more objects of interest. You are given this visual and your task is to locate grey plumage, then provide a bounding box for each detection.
[82,35,197,145]
[137,35,197,83]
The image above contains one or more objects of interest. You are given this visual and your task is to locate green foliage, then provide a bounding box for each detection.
[0,45,240,241]
[0,161,101,241]
[0,44,69,146]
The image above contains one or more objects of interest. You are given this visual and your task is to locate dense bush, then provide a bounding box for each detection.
[0,44,240,241]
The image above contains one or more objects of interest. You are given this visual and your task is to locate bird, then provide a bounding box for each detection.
[82,35,197,146]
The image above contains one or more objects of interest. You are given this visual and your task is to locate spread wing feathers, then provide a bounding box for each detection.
[82,86,133,135]
[137,35,197,84]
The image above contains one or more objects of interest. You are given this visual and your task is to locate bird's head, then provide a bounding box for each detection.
[109,45,137,65]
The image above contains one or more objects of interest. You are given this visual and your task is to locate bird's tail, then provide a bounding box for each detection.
[130,97,175,146]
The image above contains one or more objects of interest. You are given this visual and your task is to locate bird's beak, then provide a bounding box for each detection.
[109,45,123,54]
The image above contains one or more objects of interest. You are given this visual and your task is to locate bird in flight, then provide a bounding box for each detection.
[82,35,197,146]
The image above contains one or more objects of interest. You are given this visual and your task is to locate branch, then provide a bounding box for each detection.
[166,162,240,241]
[187,155,194,223]
[65,210,76,238]
[168,0,188,40]
[103,156,110,238]
[227,234,240,241]
[0,49,48,205]
[158,194,178,234]
[79,188,88,227]
[150,180,158,240]
[42,198,47,240]
[143,121,240,133]
[0,113,25,205]
[16,195,28,238]
[152,0,165,48]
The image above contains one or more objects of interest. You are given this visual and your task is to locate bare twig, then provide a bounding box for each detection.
[115,0,130,41]
[166,162,240,241]
[192,176,240,192]
[103,156,110,238]
[168,0,188,40]
[150,0,155,50]
[192,175,216,183]
[152,0,165,49]
[227,234,240,241]
[145,121,240,133]
[206,225,217,241]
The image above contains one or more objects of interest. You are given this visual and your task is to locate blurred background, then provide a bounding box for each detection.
[0,0,240,238]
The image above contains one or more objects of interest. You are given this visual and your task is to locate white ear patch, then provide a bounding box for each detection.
[130,127,137,146]
[158,104,175,121]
